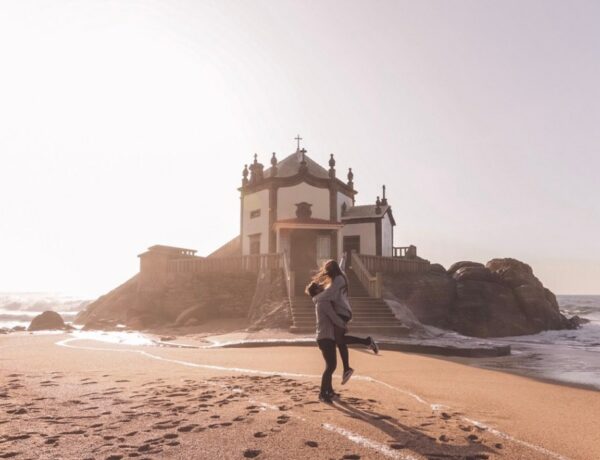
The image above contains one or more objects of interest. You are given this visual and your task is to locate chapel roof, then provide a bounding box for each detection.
[264,150,330,179]
[342,204,392,220]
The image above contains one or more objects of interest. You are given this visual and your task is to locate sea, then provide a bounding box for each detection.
[1,292,599,390]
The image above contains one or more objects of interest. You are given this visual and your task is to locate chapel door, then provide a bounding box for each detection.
[290,230,317,294]
[343,236,360,255]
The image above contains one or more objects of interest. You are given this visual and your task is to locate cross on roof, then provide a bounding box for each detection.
[294,134,303,151]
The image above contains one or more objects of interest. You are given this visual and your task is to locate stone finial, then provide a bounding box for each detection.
[271,152,278,176]
[249,154,264,183]
[299,148,308,173]
[242,164,249,186]
[375,196,382,214]
[347,167,354,188]
[328,153,336,178]
[381,184,388,205]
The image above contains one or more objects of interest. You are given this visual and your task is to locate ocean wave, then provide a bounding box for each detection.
[0,292,91,313]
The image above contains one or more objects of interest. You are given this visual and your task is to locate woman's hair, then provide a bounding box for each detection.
[310,259,348,294]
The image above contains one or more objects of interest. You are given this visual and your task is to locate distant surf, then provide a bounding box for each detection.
[0,292,90,328]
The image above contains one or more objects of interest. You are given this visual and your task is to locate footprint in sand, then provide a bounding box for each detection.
[342,455,361,460]
[389,443,405,450]
[253,432,267,438]
[276,415,290,424]
[305,440,318,447]
[243,449,261,458]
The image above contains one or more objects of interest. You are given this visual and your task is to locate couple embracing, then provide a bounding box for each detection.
[306,259,379,403]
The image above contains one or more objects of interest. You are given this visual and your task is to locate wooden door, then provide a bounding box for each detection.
[290,230,317,294]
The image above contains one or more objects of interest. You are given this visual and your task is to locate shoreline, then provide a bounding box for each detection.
[6,326,600,393]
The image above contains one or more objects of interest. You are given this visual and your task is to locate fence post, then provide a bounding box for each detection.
[375,272,383,298]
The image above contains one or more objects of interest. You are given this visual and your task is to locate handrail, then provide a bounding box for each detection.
[350,251,382,298]
[339,251,347,272]
[281,250,294,305]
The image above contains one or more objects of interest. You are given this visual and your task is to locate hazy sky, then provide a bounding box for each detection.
[1,0,598,297]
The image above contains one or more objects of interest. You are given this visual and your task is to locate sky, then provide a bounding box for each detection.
[0,0,598,297]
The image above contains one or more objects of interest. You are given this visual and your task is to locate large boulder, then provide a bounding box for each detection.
[384,257,578,338]
[28,311,66,331]
[452,265,495,282]
[447,261,484,276]
[451,280,532,337]
[486,258,543,289]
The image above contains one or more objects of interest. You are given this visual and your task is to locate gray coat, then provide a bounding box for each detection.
[314,275,352,319]
[314,296,347,341]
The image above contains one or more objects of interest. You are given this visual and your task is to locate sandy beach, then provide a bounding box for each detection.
[1,332,599,460]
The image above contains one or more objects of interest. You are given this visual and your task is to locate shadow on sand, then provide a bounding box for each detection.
[331,398,495,460]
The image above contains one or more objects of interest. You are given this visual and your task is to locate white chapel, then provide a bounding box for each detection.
[237,140,400,282]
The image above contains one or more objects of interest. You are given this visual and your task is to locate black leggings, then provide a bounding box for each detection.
[317,339,337,395]
[334,321,370,372]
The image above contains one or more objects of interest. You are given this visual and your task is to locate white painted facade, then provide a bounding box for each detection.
[239,151,396,261]
[241,189,269,255]
[382,213,393,257]
[341,222,377,255]
[277,183,330,220]
[337,191,353,219]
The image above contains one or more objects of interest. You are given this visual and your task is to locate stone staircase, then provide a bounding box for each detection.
[289,269,409,335]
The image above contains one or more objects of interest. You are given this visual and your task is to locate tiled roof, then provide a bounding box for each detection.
[264,151,330,179]
[341,205,390,220]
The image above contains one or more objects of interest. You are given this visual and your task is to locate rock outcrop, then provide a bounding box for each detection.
[384,258,580,338]
[247,270,290,331]
[76,271,262,330]
[28,311,67,331]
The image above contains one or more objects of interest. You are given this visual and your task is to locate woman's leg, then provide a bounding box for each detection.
[334,325,350,373]
[317,339,337,396]
[343,335,371,346]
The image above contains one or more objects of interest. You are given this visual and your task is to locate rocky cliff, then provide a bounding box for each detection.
[384,258,581,337]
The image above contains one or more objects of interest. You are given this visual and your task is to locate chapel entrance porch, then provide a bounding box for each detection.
[274,220,343,295]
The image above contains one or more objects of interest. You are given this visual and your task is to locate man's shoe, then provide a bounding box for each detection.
[319,393,333,404]
[341,368,354,385]
[368,337,379,355]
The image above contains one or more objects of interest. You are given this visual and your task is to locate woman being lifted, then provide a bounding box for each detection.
[308,259,379,400]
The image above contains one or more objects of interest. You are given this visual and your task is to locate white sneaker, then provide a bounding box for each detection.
[341,368,354,385]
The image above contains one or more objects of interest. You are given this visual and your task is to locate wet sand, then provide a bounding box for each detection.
[1,332,599,459]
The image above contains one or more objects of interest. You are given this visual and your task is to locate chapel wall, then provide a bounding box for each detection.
[277,183,329,220]
[241,189,270,255]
